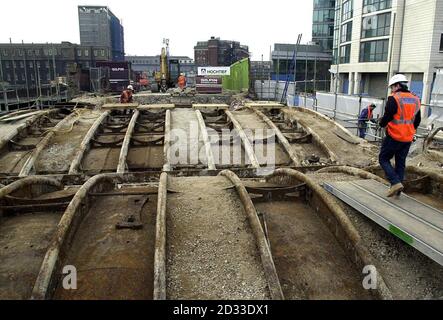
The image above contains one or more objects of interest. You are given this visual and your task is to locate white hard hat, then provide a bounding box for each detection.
[388,74,409,87]
[127,85,134,91]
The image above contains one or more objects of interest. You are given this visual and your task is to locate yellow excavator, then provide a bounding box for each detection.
[154,39,180,93]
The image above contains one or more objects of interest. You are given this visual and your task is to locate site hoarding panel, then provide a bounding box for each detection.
[196,76,223,94]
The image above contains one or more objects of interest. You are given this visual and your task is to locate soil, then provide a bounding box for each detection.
[256,200,373,300]
[285,109,379,167]
[36,110,101,174]
[0,211,62,299]
[54,187,157,300]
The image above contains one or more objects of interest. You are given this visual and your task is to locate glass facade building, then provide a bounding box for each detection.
[312,0,336,54]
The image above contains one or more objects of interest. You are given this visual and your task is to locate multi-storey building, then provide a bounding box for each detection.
[194,37,250,67]
[0,42,111,87]
[125,55,196,83]
[312,0,336,53]
[78,6,125,61]
[331,0,443,103]
[271,43,333,92]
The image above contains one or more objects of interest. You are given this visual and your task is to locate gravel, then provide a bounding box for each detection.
[166,176,271,300]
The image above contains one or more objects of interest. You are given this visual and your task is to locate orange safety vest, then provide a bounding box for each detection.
[120,90,133,104]
[387,92,421,142]
[367,106,373,120]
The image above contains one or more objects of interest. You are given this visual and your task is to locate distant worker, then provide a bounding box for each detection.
[178,73,187,90]
[378,74,421,197]
[358,103,377,139]
[120,85,134,104]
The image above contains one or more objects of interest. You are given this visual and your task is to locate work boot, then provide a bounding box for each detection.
[387,183,404,198]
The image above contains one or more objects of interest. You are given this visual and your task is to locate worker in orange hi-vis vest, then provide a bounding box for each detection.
[120,85,134,104]
[378,74,422,198]
[178,73,187,90]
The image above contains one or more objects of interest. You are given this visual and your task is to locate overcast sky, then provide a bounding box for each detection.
[0,0,313,60]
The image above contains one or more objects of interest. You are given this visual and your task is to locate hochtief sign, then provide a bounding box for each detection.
[198,67,230,76]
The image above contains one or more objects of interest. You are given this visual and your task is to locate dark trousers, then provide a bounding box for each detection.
[358,122,367,139]
[379,135,411,186]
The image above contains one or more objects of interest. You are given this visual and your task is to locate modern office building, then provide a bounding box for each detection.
[250,61,272,82]
[271,43,333,92]
[78,6,125,61]
[331,0,443,103]
[312,0,336,53]
[194,37,250,67]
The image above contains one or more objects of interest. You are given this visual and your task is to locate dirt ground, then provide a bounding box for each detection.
[35,110,101,174]
[0,212,62,299]
[166,176,271,300]
[285,109,379,167]
[257,200,373,300]
[54,187,157,300]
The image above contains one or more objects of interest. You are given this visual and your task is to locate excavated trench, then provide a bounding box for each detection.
[0,109,71,176]
[306,168,443,299]
[53,183,157,300]
[244,177,375,300]
[81,113,130,173]
[33,109,102,175]
[0,178,77,299]
[165,176,272,300]
[1,103,442,301]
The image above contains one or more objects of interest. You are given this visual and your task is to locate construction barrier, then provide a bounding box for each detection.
[222,58,249,92]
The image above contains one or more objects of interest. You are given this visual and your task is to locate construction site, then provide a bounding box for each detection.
[0,85,442,301]
[1,0,443,304]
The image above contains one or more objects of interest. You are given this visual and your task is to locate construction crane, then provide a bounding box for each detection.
[154,39,180,93]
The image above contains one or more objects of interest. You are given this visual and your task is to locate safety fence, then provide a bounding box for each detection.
[222,58,249,92]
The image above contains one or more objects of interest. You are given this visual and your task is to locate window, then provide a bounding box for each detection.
[5,61,10,68]
[340,44,351,63]
[363,0,392,14]
[37,61,40,68]
[2,49,8,57]
[360,39,389,62]
[440,34,443,51]
[101,49,105,57]
[85,49,89,57]
[34,49,40,56]
[314,0,335,9]
[18,50,23,57]
[7,73,11,82]
[45,61,49,68]
[341,22,353,43]
[28,50,33,56]
[77,49,82,57]
[19,61,24,68]
[94,50,98,57]
[362,12,391,38]
[342,0,353,21]
[29,61,33,68]
[31,73,34,81]
[313,9,335,23]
